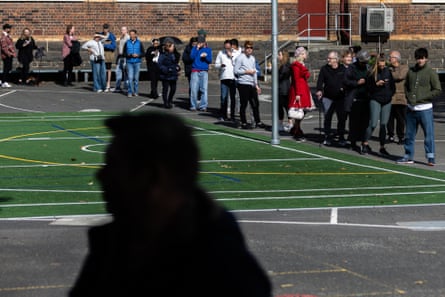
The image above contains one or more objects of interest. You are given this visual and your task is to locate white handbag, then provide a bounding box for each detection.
[288,107,304,120]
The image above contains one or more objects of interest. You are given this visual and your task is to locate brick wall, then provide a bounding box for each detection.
[1,1,444,42]
[0,2,298,42]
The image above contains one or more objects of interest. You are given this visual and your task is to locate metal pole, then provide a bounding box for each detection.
[271,0,280,145]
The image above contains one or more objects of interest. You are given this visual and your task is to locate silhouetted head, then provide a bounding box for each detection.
[97,112,200,219]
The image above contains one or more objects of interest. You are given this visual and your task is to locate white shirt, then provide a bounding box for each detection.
[82,39,104,61]
[215,49,235,80]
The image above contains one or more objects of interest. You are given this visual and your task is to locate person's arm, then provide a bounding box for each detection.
[315,66,325,98]
[428,69,442,99]
[214,51,223,69]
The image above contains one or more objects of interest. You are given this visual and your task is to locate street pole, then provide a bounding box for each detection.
[271,0,280,145]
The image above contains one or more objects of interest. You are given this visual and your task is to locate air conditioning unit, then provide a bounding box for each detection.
[366,8,394,32]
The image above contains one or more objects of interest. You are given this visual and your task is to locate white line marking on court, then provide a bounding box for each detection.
[209,184,445,194]
[0,163,104,168]
[131,100,153,112]
[81,143,107,153]
[201,157,322,163]
[194,126,445,183]
[8,136,110,142]
[0,201,104,208]
[238,219,445,231]
[0,188,101,194]
[0,90,44,113]
[330,208,338,224]
[216,190,445,201]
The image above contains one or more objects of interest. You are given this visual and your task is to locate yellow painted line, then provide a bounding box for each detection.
[0,126,105,168]
[201,171,394,176]
[0,126,105,143]
[0,284,68,292]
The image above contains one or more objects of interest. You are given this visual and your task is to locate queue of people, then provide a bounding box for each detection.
[307,46,441,166]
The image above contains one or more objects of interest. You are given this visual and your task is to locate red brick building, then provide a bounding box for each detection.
[1,0,443,43]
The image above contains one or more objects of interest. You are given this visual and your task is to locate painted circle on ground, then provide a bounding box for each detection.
[81,143,107,154]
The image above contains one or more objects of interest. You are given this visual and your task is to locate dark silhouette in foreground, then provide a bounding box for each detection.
[69,111,271,297]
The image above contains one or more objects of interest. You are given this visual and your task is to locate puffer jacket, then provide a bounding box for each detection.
[124,38,144,64]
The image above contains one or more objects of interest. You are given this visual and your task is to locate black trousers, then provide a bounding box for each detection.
[220,79,236,119]
[387,104,407,140]
[278,94,289,121]
[148,65,160,96]
[161,79,177,107]
[348,99,370,144]
[63,54,74,83]
[2,56,13,83]
[237,84,261,124]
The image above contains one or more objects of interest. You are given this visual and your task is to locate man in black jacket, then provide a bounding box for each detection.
[315,51,347,146]
[145,38,162,98]
[69,112,271,297]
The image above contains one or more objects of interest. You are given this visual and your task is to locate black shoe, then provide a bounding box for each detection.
[379,147,390,156]
[255,122,266,129]
[241,122,249,129]
[388,136,395,143]
[397,138,404,145]
[360,144,371,155]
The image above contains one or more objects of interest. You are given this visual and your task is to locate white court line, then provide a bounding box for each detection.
[131,100,153,112]
[238,219,445,231]
[201,157,322,163]
[330,207,338,224]
[194,126,445,183]
[0,201,104,208]
[0,163,104,168]
[215,190,445,201]
[0,90,44,113]
[0,188,101,193]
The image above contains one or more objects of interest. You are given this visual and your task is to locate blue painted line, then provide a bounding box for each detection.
[51,124,105,143]
[206,172,241,183]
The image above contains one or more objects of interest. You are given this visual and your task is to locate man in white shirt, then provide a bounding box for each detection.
[112,26,129,93]
[215,40,236,121]
[82,33,106,93]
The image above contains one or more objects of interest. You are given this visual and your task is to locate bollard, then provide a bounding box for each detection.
[84,72,88,83]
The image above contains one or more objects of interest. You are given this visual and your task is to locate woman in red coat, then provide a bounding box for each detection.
[288,47,315,141]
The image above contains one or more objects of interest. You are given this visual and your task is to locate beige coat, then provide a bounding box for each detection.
[390,63,409,105]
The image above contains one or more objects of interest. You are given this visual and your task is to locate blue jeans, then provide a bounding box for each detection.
[115,57,127,91]
[90,60,106,91]
[127,62,141,95]
[220,79,236,119]
[190,71,208,110]
[403,108,435,160]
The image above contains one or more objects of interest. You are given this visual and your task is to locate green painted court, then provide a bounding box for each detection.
[1,112,444,218]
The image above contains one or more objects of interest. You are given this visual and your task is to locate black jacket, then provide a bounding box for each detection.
[278,62,291,96]
[367,66,395,104]
[182,44,194,78]
[15,37,37,64]
[69,189,271,297]
[316,63,346,100]
[158,50,181,81]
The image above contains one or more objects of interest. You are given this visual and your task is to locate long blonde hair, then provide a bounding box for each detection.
[370,57,386,81]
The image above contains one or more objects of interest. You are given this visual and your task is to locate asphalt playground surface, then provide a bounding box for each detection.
[1,77,445,297]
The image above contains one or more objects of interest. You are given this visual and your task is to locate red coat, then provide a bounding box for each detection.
[288,61,313,109]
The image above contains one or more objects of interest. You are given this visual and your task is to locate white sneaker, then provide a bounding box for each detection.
[96,89,103,93]
[2,82,11,88]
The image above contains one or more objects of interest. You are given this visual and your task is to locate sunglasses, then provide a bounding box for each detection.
[245,46,253,49]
